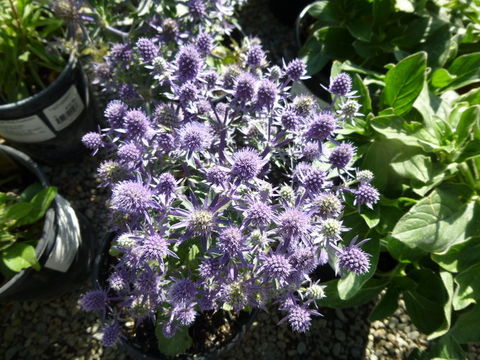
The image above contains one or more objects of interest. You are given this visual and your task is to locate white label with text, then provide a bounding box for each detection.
[43,85,84,131]
[0,115,56,143]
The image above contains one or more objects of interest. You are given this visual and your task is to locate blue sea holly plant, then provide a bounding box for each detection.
[80,37,379,355]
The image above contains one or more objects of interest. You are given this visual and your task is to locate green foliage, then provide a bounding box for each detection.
[0,0,66,103]
[155,323,193,356]
[0,183,57,279]
[300,0,479,76]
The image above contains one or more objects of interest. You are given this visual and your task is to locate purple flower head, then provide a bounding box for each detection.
[292,95,316,117]
[281,109,300,131]
[136,234,170,262]
[188,209,215,236]
[255,79,277,109]
[314,193,342,218]
[156,132,176,154]
[108,269,130,292]
[337,237,371,275]
[104,100,128,128]
[97,160,128,185]
[82,132,103,150]
[222,65,241,89]
[162,321,178,339]
[178,81,198,104]
[199,257,221,279]
[234,72,256,102]
[302,142,320,161]
[102,322,121,347]
[178,121,212,154]
[169,278,196,303]
[329,143,355,169]
[246,201,274,227]
[110,43,132,62]
[354,183,379,209]
[110,180,154,215]
[246,45,265,67]
[218,226,244,258]
[305,113,336,141]
[285,59,306,81]
[136,37,158,62]
[329,73,352,96]
[278,208,310,240]
[172,304,197,326]
[188,0,206,18]
[196,33,213,55]
[117,142,141,163]
[135,269,159,294]
[340,99,361,118]
[290,247,318,275]
[357,170,374,184]
[153,104,180,127]
[285,305,313,333]
[206,166,228,186]
[80,290,107,312]
[260,253,293,284]
[176,45,201,82]
[320,218,343,240]
[231,148,263,181]
[302,168,326,194]
[161,18,179,42]
[157,173,176,196]
[119,84,137,99]
[123,109,150,138]
[203,71,218,89]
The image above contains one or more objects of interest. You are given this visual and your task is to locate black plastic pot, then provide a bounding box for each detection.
[268,0,314,27]
[0,55,97,164]
[0,145,97,302]
[93,233,256,360]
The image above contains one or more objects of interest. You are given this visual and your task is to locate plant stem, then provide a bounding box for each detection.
[459,162,476,190]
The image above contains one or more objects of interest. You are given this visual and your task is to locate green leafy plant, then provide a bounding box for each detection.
[0,180,57,281]
[0,0,67,103]
[313,50,480,359]
[299,0,480,77]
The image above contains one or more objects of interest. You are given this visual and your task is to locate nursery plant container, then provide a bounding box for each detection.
[268,0,313,27]
[0,144,96,302]
[0,55,96,164]
[93,233,256,360]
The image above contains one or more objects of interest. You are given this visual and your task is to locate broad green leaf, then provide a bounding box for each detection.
[368,285,400,321]
[299,30,330,75]
[337,237,380,300]
[352,73,372,114]
[455,88,480,106]
[16,187,57,226]
[454,105,480,146]
[431,68,457,88]
[431,271,454,339]
[390,184,475,255]
[431,236,480,273]
[444,52,480,91]
[0,242,40,272]
[381,52,427,116]
[360,206,380,229]
[419,24,452,68]
[391,154,431,183]
[395,0,414,12]
[456,139,480,162]
[450,303,480,343]
[19,182,43,202]
[427,335,467,360]
[2,202,34,224]
[403,269,451,336]
[155,324,192,356]
[452,263,480,311]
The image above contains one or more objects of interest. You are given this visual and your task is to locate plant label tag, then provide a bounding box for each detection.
[44,195,81,273]
[0,115,56,143]
[43,85,85,131]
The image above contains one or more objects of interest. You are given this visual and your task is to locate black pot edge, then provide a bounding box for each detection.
[93,233,258,360]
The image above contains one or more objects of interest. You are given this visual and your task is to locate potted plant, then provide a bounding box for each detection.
[79,8,382,352]
[0,0,96,164]
[0,144,95,302]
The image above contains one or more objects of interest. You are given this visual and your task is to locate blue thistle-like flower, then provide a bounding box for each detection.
[152,104,179,127]
[246,201,274,227]
[260,253,293,284]
[292,95,316,117]
[123,109,150,138]
[222,65,241,89]
[278,208,310,239]
[302,142,320,161]
[289,247,318,274]
[156,132,176,154]
[234,72,256,102]
[305,113,336,141]
[136,37,158,62]
[80,290,107,312]
[117,142,141,163]
[256,79,277,109]
[119,84,137,99]
[169,278,197,303]
[110,43,132,62]
[161,18,179,42]
[203,71,218,88]
[246,45,265,67]
[178,122,213,153]
[231,148,263,181]
[108,269,130,292]
[176,45,201,82]
[340,99,361,118]
[172,304,197,326]
[285,59,306,81]
[357,170,374,184]
[82,132,103,150]
[188,0,206,18]
[218,226,244,258]
[104,100,128,128]
[281,109,300,130]
[135,269,159,294]
[199,257,221,279]
[178,81,198,104]
[157,173,176,196]
[302,168,326,194]
[337,237,371,275]
[102,322,121,347]
[354,183,380,209]
[314,193,342,218]
[329,143,355,169]
[206,166,228,186]
[110,180,154,215]
[196,33,213,55]
[329,73,352,96]
[97,160,128,185]
[286,305,313,333]
[136,234,171,263]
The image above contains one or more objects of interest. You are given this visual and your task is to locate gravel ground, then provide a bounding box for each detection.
[1,1,479,360]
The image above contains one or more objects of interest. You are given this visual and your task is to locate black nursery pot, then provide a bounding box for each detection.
[93,234,256,360]
[268,0,314,27]
[0,145,97,302]
[0,55,96,164]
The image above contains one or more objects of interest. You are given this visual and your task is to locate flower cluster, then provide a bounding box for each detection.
[81,34,378,346]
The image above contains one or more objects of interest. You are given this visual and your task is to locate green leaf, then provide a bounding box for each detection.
[431,236,480,273]
[454,105,480,146]
[16,186,57,226]
[155,324,192,356]
[452,262,480,311]
[368,285,400,321]
[450,303,480,343]
[431,68,457,88]
[19,182,43,202]
[390,184,475,255]
[1,202,34,224]
[381,52,427,116]
[391,154,431,183]
[0,229,15,250]
[360,206,380,229]
[443,52,480,91]
[337,237,380,300]
[456,139,480,162]
[427,335,467,360]
[403,269,451,336]
[0,242,40,272]
[352,73,372,114]
[395,0,415,12]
